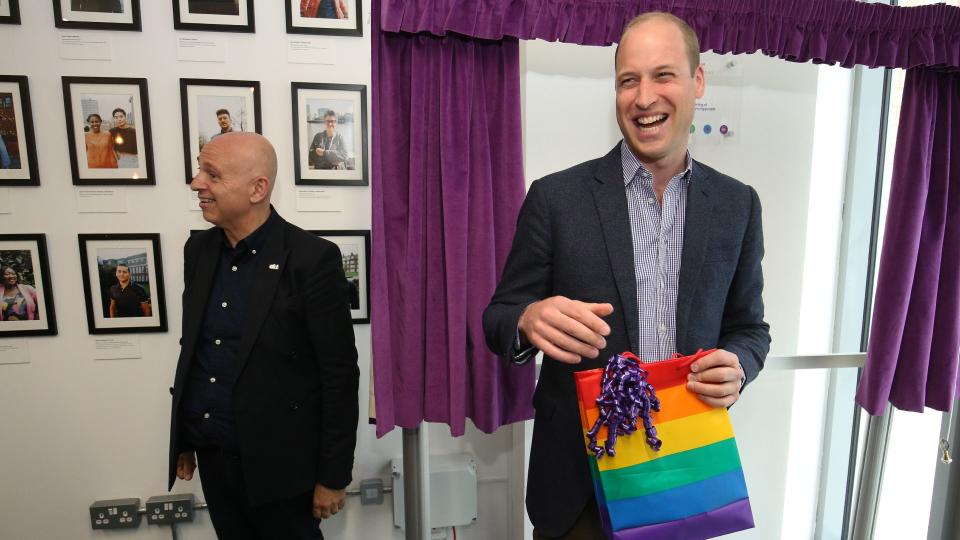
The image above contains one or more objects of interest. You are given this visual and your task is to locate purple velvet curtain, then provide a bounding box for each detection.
[381,0,960,69]
[370,0,533,437]
[856,68,960,415]
[372,0,960,434]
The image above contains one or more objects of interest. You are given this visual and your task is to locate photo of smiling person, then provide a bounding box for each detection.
[84,114,118,169]
[109,107,138,169]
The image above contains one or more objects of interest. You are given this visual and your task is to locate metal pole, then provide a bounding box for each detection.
[402,425,431,540]
[850,406,893,540]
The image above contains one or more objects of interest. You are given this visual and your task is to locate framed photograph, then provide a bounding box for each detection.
[312,230,369,324]
[0,235,57,337]
[52,0,142,31]
[286,0,362,36]
[180,78,261,183]
[173,0,254,33]
[78,234,167,334]
[62,76,155,186]
[0,0,21,25]
[292,82,368,186]
[0,76,40,186]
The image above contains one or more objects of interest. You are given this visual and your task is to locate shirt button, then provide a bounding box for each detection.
[221,302,228,308]
[647,198,655,204]
[658,324,666,334]
[202,412,210,419]
[231,266,237,272]
[209,377,216,383]
[214,339,221,345]
[251,249,257,255]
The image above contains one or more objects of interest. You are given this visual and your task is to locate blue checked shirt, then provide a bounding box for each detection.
[621,141,692,364]
[511,144,695,365]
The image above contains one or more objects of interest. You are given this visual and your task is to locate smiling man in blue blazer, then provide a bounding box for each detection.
[484,12,770,539]
[168,132,359,540]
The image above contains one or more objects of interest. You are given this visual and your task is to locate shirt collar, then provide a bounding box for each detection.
[620,140,693,187]
[220,206,278,254]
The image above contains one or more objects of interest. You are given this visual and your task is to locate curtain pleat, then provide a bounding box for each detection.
[371,0,533,436]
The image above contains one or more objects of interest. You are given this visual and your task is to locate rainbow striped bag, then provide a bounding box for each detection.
[574,350,754,540]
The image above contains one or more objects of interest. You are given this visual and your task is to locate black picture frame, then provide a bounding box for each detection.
[62,76,155,186]
[0,0,21,24]
[78,233,167,334]
[311,230,370,324]
[172,0,255,33]
[0,234,57,337]
[52,0,142,32]
[286,0,362,37]
[292,82,369,186]
[180,78,262,183]
[0,75,41,187]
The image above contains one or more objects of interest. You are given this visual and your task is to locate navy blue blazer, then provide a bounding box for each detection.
[168,213,359,506]
[483,145,770,536]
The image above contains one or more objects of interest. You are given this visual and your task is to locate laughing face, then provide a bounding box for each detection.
[615,18,704,173]
[190,137,256,231]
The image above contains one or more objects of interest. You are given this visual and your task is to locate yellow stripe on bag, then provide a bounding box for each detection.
[591,408,735,472]
[582,384,714,437]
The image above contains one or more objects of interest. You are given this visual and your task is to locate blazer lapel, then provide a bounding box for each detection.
[592,146,640,353]
[675,162,715,353]
[235,219,289,377]
[182,232,220,354]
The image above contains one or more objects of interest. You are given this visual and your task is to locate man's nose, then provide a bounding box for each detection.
[634,80,658,109]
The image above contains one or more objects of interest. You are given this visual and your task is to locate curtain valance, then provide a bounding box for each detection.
[382,0,960,70]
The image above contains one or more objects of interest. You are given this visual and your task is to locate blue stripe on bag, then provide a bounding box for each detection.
[605,468,748,530]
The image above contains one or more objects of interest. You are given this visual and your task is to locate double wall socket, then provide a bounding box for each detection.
[90,498,141,529]
[145,493,196,525]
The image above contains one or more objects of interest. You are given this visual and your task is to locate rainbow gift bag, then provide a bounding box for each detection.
[574,350,754,540]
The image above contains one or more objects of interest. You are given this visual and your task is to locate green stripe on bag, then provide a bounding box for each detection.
[600,438,743,501]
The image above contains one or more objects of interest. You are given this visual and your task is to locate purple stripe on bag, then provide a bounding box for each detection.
[611,498,754,540]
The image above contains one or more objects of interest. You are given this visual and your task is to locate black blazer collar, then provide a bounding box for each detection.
[592,144,640,353]
[234,214,290,376]
[676,161,716,352]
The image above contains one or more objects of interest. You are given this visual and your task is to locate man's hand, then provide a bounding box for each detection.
[518,296,613,364]
[176,451,196,481]
[687,349,744,407]
[315,148,325,156]
[312,484,346,519]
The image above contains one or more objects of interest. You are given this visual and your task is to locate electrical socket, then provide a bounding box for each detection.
[145,493,196,525]
[90,498,141,529]
[359,478,384,505]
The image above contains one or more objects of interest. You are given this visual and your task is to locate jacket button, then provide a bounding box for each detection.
[169,387,174,395]
[289,401,300,410]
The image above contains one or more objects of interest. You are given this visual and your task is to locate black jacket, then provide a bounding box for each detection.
[168,213,359,506]
[483,146,770,536]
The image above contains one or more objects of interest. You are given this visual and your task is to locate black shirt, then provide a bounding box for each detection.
[109,282,149,317]
[180,210,278,452]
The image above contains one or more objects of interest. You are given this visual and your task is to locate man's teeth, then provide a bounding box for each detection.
[636,114,666,126]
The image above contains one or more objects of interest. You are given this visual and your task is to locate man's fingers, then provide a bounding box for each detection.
[548,313,607,350]
[561,300,612,337]
[695,394,737,408]
[586,302,614,319]
[687,380,738,398]
[531,324,601,361]
[689,366,740,384]
[690,350,738,372]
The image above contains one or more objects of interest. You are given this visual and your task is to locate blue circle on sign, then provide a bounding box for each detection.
[703,124,712,134]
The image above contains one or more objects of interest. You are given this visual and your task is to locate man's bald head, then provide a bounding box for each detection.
[203,132,278,198]
[191,132,280,244]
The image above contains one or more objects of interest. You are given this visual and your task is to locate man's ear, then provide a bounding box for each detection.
[250,176,270,203]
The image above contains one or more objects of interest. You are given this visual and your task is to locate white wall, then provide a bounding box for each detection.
[522,38,836,540]
[0,2,513,540]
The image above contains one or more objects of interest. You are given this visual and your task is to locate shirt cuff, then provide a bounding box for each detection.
[511,328,537,365]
